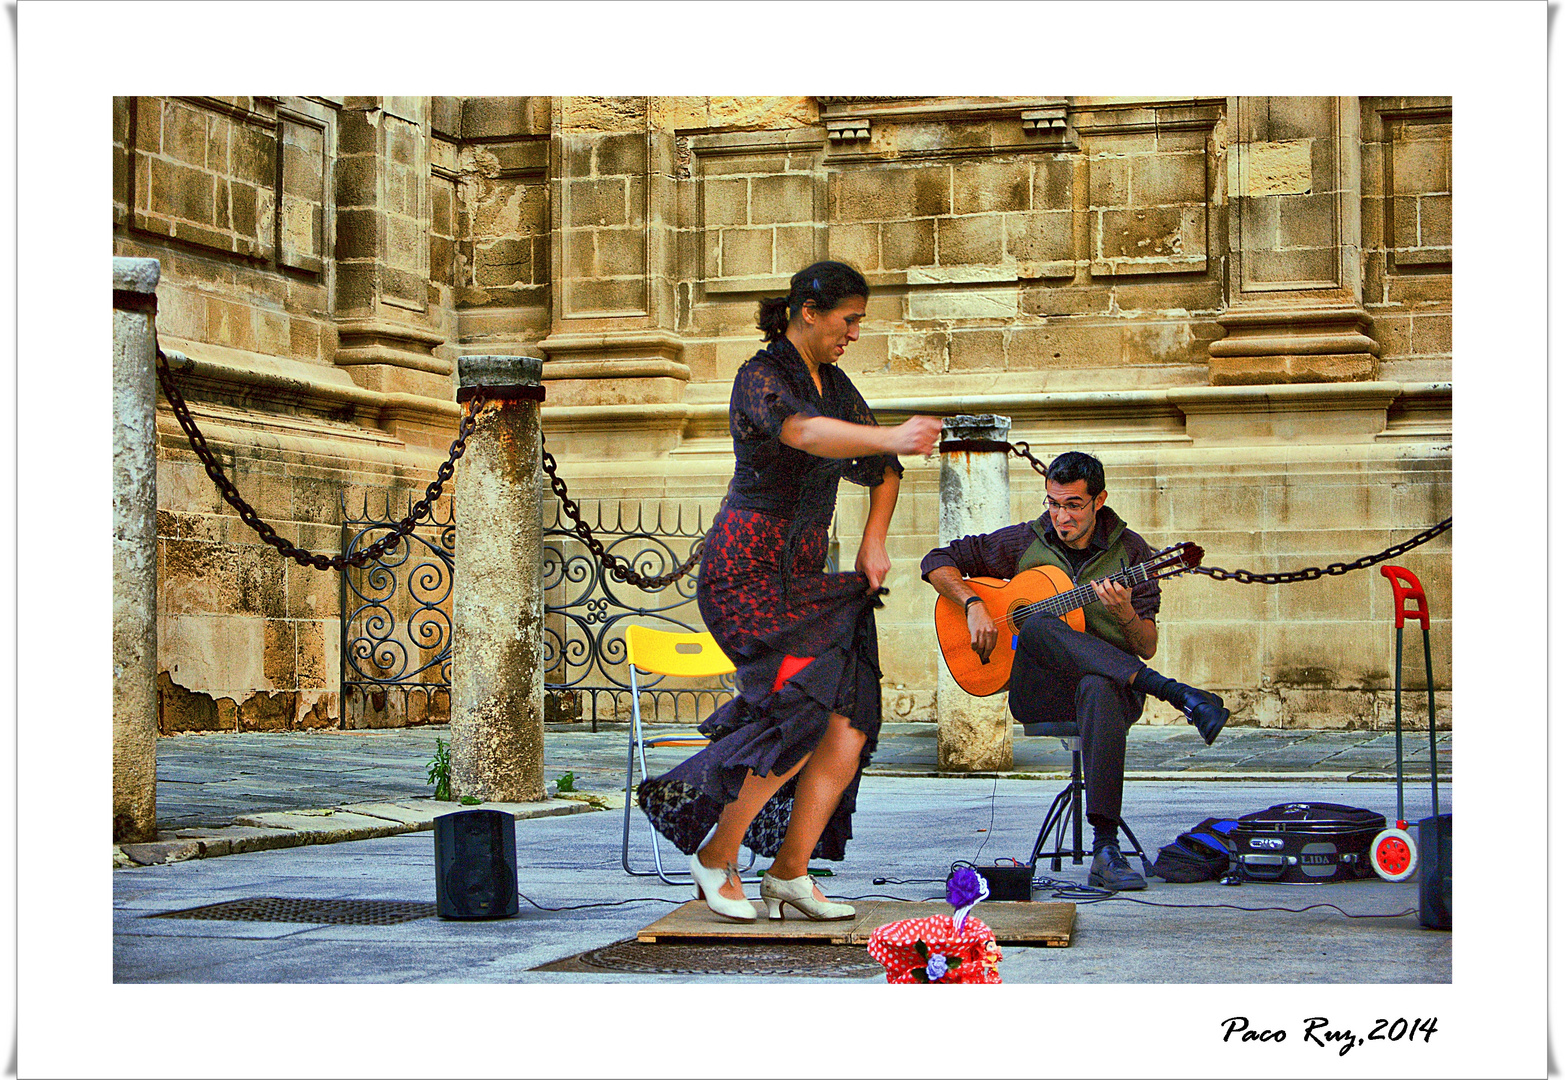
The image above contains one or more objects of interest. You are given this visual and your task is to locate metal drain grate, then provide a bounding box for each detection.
[533,939,884,977]
[149,897,438,926]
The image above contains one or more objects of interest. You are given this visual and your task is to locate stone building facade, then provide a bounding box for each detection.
[113,95,1452,737]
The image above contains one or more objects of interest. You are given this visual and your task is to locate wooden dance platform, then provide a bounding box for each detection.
[637,899,1075,947]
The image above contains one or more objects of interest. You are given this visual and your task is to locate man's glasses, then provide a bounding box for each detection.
[1045,498,1093,514]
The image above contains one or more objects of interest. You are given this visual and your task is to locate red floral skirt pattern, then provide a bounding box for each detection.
[636,506,884,860]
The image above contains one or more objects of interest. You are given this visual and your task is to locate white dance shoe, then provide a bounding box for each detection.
[760,871,855,921]
[689,853,757,922]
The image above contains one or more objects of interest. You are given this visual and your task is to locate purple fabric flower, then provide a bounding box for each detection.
[947,867,990,929]
[946,867,986,909]
[924,953,948,981]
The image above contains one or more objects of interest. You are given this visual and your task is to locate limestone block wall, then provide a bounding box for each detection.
[520,96,1452,732]
[1361,98,1453,383]
[116,95,463,734]
[114,94,1453,736]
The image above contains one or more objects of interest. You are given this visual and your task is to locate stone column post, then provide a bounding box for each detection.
[112,258,161,842]
[936,414,1013,772]
[450,355,548,803]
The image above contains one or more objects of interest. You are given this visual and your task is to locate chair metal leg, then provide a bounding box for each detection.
[1029,776,1087,870]
[1025,745,1151,877]
[1115,817,1154,877]
[622,669,685,882]
[1027,748,1093,870]
[621,671,647,876]
[622,673,754,884]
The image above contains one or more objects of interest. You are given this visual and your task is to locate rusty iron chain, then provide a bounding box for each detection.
[155,348,485,572]
[158,361,1448,589]
[1190,517,1452,584]
[965,437,1452,585]
[540,432,703,591]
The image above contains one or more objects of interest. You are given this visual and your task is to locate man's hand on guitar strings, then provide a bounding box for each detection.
[1091,577,1137,625]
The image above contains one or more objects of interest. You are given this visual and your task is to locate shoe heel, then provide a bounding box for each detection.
[763,896,784,920]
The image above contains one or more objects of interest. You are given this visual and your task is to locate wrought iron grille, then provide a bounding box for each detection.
[541,498,839,731]
[545,499,720,730]
[339,490,457,727]
[336,492,838,731]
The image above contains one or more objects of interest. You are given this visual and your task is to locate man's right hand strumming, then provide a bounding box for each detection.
[966,597,998,663]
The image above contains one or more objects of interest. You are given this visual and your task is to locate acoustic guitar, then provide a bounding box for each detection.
[933,542,1204,696]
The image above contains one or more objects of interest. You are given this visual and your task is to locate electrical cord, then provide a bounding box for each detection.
[1027,874,1416,918]
[970,773,1001,863]
[516,892,687,913]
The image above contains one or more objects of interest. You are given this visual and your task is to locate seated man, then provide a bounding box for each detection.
[921,450,1228,891]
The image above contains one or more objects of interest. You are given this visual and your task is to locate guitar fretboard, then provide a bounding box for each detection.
[1001,562,1152,631]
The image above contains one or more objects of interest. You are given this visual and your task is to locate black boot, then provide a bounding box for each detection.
[1133,670,1229,745]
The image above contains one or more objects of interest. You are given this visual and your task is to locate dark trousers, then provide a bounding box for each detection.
[1007,616,1146,824]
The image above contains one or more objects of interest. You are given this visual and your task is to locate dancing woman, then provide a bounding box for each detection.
[637,261,941,921]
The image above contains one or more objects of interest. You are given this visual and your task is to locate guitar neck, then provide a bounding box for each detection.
[1004,563,1147,629]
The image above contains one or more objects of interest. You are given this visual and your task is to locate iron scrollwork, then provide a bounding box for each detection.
[337,493,836,731]
[542,499,737,730]
[339,490,457,725]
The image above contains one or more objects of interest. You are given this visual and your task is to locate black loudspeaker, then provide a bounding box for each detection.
[433,809,519,919]
[976,865,1034,901]
[1417,813,1451,930]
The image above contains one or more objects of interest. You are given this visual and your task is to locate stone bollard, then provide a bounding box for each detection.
[936,415,1014,772]
[112,258,161,842]
[450,356,549,803]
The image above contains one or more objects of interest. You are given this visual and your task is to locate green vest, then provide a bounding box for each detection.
[1015,508,1135,652]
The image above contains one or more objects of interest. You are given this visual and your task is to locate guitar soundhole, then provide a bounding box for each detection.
[1006,599,1030,633]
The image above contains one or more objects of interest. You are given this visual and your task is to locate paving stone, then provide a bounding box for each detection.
[120,840,205,866]
[230,810,408,842]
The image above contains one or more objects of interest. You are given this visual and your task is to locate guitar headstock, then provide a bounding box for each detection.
[1146,541,1204,580]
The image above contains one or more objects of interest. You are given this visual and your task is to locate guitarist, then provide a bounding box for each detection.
[921,450,1228,891]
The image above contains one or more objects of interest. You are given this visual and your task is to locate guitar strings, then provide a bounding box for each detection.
[995,561,1177,631]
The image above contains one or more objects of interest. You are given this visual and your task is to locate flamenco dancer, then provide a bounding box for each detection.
[637,261,941,921]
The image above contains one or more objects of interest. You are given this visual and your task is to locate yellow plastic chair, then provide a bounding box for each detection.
[620,624,755,883]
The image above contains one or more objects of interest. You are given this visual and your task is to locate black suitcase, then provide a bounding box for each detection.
[1233,802,1386,883]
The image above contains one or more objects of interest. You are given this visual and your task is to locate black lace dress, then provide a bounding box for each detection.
[636,336,902,860]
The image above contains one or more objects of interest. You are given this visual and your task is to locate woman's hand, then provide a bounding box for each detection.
[887,415,943,457]
[855,537,891,595]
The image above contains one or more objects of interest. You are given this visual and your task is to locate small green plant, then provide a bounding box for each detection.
[459,795,481,806]
[556,771,576,793]
[426,737,452,801]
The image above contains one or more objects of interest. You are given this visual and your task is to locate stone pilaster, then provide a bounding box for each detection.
[1209,96,1380,385]
[334,96,452,399]
[537,97,688,452]
[450,356,548,803]
[936,415,1013,772]
[113,258,161,842]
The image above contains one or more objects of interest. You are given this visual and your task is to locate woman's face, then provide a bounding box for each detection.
[801,295,866,364]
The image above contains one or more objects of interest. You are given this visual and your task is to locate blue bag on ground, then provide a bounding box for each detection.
[1150,817,1238,882]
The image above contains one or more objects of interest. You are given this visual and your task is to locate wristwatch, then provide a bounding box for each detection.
[964,596,983,611]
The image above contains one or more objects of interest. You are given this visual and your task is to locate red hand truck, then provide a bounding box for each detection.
[1370,565,1441,881]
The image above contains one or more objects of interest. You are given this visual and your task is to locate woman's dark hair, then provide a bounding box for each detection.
[757,261,870,341]
[1046,451,1106,497]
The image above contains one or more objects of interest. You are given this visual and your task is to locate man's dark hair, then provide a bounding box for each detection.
[1046,451,1105,497]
